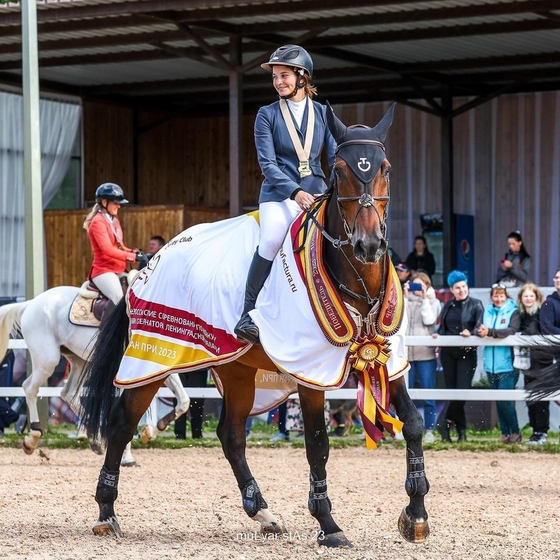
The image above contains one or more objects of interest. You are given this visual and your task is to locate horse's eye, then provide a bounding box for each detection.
[383,166,391,178]
[334,168,343,179]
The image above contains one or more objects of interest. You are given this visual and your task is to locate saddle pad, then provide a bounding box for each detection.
[69,294,100,327]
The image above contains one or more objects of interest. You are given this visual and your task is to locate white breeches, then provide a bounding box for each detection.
[92,272,126,304]
[258,199,301,261]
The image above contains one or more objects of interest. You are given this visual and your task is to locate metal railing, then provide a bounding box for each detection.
[3,335,560,401]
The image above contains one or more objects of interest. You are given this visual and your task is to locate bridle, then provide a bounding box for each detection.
[295,136,390,307]
[334,138,390,245]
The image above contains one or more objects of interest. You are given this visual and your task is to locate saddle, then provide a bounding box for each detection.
[70,270,140,326]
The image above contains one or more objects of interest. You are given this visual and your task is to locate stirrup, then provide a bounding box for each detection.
[234,314,260,344]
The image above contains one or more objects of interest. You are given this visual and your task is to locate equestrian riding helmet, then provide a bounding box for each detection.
[261,44,313,78]
[95,183,129,204]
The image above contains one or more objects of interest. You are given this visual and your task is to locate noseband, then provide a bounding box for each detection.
[334,139,390,245]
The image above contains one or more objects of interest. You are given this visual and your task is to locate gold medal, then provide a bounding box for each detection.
[298,161,312,178]
[358,342,379,362]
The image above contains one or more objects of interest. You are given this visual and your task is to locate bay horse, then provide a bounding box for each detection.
[78,104,429,546]
[0,285,191,465]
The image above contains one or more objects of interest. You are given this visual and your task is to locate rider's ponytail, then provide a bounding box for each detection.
[83,203,100,231]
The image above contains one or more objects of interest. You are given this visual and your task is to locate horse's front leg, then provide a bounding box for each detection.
[298,385,351,548]
[216,362,285,535]
[93,382,160,538]
[390,376,430,543]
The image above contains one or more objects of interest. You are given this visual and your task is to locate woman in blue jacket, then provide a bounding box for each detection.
[234,44,336,344]
[476,284,522,443]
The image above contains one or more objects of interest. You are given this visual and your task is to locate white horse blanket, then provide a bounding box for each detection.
[116,211,407,385]
[116,210,409,446]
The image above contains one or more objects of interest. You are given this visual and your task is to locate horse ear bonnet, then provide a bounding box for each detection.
[327,102,396,184]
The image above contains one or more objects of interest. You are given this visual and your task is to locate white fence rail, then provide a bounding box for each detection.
[4,336,560,401]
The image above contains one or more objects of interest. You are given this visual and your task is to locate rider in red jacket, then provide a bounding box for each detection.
[83,183,137,304]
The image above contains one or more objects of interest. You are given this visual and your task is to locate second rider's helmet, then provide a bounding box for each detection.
[95,183,129,204]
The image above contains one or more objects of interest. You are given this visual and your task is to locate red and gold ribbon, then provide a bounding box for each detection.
[349,334,404,449]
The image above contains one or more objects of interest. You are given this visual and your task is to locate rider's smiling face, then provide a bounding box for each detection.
[271,65,303,100]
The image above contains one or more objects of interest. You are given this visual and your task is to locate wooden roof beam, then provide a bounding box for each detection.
[452,79,534,117]
[232,0,560,36]
[0,0,431,27]
[2,16,558,58]
[308,18,560,48]
[405,51,560,73]
[149,41,224,70]
[2,0,559,34]
[174,23,233,72]
[0,14,160,39]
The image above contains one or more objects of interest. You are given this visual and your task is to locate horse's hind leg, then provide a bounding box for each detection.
[93,381,160,538]
[21,341,61,454]
[216,362,285,535]
[390,376,430,543]
[298,385,350,548]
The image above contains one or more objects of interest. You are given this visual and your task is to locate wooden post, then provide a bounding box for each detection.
[441,85,455,276]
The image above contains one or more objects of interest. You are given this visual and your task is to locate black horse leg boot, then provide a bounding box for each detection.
[234,250,273,344]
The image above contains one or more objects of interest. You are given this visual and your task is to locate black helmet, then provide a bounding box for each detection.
[261,44,313,77]
[95,183,129,204]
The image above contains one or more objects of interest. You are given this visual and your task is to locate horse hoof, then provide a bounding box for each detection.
[319,531,353,548]
[398,507,429,543]
[89,441,105,456]
[23,430,42,455]
[140,424,156,444]
[121,460,138,468]
[22,440,35,455]
[260,521,286,535]
[254,509,285,534]
[92,517,124,538]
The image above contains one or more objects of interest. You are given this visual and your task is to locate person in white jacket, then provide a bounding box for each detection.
[404,271,442,443]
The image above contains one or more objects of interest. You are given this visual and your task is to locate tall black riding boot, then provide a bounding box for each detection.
[234,250,273,344]
[457,429,467,443]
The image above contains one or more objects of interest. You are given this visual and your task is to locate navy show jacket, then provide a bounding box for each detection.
[254,99,336,203]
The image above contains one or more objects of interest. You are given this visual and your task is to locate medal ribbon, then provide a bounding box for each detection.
[280,97,315,178]
[348,334,404,449]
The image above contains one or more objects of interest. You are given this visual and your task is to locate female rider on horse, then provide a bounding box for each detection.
[83,183,138,304]
[234,44,337,344]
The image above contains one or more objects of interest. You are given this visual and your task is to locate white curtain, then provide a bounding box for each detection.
[0,91,81,298]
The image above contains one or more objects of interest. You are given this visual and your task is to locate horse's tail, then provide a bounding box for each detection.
[0,301,30,361]
[524,336,560,403]
[76,297,130,442]
[526,361,560,403]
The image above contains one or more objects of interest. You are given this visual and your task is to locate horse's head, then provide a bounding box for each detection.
[326,103,395,264]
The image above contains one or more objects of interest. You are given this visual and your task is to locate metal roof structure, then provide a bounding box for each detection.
[1,0,560,115]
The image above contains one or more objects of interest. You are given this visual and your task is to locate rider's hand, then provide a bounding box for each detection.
[135,250,148,264]
[295,190,314,211]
